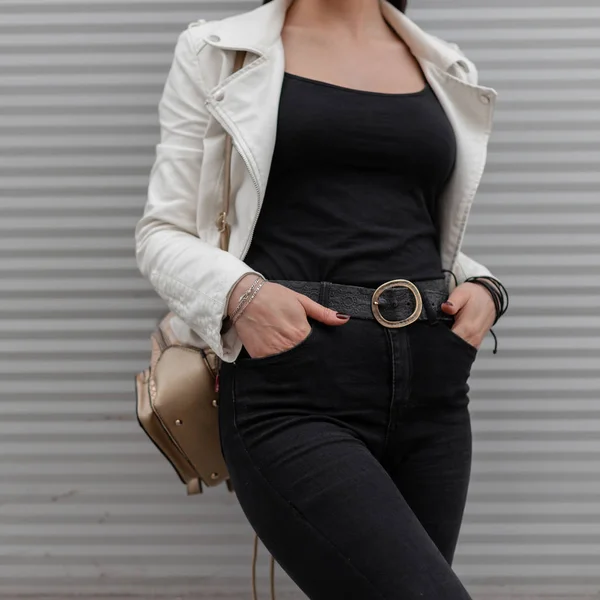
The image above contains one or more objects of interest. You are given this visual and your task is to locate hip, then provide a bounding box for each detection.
[223,276,478,412]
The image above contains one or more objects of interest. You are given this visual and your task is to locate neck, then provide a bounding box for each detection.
[285,0,390,40]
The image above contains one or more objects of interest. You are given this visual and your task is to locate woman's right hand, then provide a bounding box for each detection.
[228,276,351,360]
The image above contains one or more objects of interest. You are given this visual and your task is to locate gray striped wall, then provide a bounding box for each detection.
[1,0,598,598]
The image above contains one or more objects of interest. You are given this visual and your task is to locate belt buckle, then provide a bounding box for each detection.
[371,279,423,329]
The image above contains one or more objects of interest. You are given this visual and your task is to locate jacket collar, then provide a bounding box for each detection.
[204,0,466,74]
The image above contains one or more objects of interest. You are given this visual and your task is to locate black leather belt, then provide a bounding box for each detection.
[270,278,453,328]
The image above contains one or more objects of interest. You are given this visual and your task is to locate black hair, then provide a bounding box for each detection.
[262,0,407,12]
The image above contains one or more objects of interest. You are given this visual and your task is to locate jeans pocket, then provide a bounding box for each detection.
[237,320,317,367]
[439,319,478,357]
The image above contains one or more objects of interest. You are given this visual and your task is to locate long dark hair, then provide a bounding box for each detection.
[262,0,407,12]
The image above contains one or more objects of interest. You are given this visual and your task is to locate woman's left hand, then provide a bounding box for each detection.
[440,282,496,350]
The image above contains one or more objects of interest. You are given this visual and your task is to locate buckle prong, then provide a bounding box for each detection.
[371,279,423,329]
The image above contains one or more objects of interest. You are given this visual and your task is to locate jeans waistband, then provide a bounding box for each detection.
[270,278,453,327]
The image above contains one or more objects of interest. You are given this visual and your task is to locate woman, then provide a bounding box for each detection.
[136,0,508,597]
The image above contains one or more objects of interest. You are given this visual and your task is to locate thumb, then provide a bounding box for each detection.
[296,295,351,326]
[441,286,469,316]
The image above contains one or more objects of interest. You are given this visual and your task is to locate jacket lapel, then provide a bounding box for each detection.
[202,0,292,209]
[423,64,496,271]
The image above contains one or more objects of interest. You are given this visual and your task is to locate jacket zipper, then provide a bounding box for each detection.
[206,100,262,262]
[239,188,262,262]
[235,142,261,261]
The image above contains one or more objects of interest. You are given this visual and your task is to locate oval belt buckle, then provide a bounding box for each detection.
[371,279,423,329]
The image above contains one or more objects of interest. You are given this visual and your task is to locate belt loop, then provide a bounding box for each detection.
[419,285,439,326]
[318,281,332,308]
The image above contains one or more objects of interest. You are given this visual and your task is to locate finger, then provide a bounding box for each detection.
[441,285,471,315]
[296,295,350,326]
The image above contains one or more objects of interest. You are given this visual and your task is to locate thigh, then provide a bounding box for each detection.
[385,405,473,566]
[218,356,474,600]
[387,319,476,564]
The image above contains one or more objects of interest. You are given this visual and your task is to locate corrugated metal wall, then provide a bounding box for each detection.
[1,0,598,598]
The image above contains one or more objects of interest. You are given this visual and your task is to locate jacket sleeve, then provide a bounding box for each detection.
[453,251,495,288]
[135,28,262,361]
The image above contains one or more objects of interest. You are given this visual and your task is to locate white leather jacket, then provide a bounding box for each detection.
[135,0,500,363]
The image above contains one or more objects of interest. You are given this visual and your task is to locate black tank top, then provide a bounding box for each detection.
[242,71,457,287]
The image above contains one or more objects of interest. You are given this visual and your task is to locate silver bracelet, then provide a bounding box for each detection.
[230,276,265,321]
[232,278,266,326]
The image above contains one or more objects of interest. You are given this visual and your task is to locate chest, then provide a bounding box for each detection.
[273,73,457,188]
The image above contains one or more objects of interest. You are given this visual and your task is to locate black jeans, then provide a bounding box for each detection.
[218,279,478,599]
